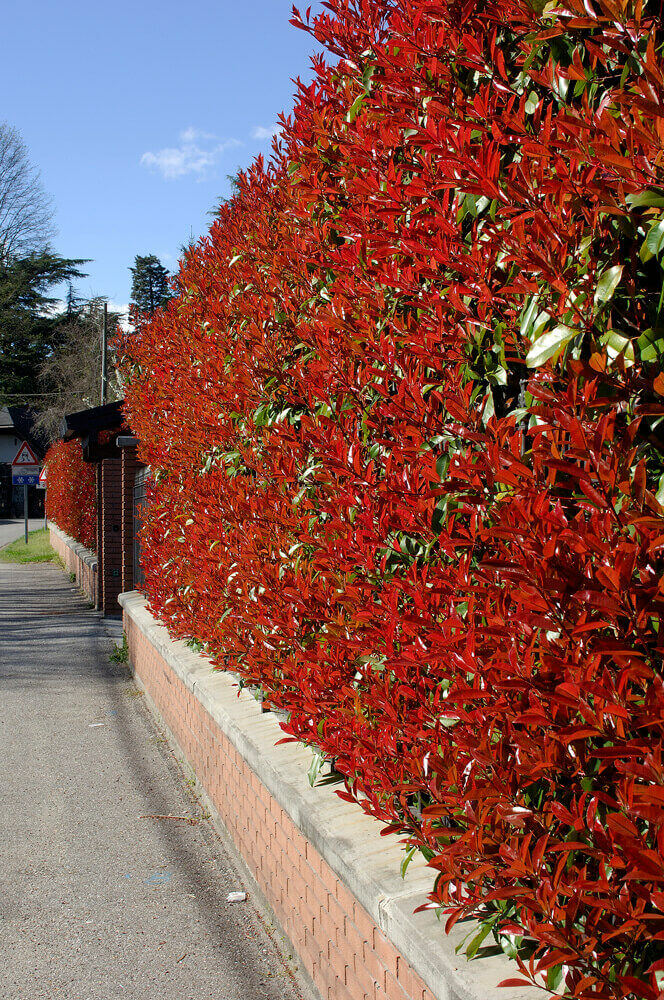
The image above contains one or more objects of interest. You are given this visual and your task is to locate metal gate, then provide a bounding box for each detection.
[133,466,148,590]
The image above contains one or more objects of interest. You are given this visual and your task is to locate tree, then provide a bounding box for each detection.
[209,170,243,218]
[0,122,55,263]
[129,254,170,319]
[0,251,88,403]
[35,296,123,441]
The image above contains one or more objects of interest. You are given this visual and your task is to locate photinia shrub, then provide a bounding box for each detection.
[119,0,664,996]
[45,439,96,552]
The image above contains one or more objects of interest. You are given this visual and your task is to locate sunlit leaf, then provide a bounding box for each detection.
[526,325,577,367]
[594,264,623,305]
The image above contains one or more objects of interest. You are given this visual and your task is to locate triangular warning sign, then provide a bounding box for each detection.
[12,441,39,466]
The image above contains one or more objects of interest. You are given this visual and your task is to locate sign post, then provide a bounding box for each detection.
[12,441,41,544]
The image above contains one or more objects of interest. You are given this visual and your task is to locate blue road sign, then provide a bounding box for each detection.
[12,473,39,486]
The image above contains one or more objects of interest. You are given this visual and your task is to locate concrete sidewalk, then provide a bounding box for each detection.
[0,561,314,1000]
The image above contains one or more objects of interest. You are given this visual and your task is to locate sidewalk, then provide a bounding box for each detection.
[0,561,314,1000]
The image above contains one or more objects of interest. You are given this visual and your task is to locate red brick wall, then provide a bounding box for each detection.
[95,464,103,611]
[120,447,140,594]
[124,614,433,1000]
[50,528,97,605]
[100,457,123,614]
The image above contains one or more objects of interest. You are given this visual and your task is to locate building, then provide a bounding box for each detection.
[0,406,45,517]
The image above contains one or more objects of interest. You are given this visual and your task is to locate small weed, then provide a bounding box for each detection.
[69,571,76,583]
[110,634,129,664]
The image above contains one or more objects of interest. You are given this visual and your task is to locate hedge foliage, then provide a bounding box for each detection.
[119,0,664,995]
[44,439,96,552]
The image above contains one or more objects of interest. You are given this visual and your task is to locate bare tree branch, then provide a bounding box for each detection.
[35,298,123,441]
[0,122,55,262]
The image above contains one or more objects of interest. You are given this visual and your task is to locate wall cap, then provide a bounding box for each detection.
[49,523,97,570]
[119,590,547,1000]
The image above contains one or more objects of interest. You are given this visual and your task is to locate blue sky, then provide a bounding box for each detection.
[2,1,323,315]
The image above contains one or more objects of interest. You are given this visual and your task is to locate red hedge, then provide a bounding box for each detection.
[45,440,96,552]
[119,1,664,996]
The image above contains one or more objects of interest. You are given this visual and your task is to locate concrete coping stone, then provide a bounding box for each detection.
[119,589,547,1000]
[49,523,98,570]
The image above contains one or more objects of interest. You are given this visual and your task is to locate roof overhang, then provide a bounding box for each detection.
[62,400,125,441]
[61,400,128,463]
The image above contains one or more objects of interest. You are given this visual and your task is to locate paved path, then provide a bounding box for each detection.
[0,561,313,1000]
[0,518,47,549]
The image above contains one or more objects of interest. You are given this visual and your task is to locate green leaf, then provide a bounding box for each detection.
[520,295,539,338]
[626,189,664,209]
[464,917,497,959]
[645,220,664,260]
[346,92,366,123]
[498,932,522,960]
[547,964,564,992]
[638,328,664,362]
[594,264,623,305]
[307,749,325,787]
[400,846,417,879]
[362,64,376,92]
[524,91,539,114]
[656,473,664,509]
[526,324,577,368]
[482,389,495,425]
[601,329,634,366]
[531,308,552,340]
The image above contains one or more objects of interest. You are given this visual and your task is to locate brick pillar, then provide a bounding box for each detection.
[100,456,123,615]
[121,446,139,594]
[95,464,103,611]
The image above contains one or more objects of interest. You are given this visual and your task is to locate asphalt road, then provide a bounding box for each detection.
[0,560,314,1000]
[0,518,47,549]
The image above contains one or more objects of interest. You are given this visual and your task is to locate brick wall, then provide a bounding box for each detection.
[95,464,103,611]
[120,446,140,594]
[100,457,123,615]
[49,526,97,605]
[124,613,433,1000]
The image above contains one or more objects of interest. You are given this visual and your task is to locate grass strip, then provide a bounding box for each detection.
[0,528,59,564]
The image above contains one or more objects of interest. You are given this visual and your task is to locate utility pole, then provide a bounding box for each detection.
[101,302,108,404]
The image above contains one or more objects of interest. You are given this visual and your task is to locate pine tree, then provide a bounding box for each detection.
[129,254,170,319]
[0,251,87,403]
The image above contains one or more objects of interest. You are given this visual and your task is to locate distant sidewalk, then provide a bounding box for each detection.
[0,560,313,1000]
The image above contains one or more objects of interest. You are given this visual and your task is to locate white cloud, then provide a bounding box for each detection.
[179,126,216,143]
[141,128,240,181]
[252,124,281,141]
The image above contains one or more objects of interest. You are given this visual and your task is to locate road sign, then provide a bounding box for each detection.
[12,472,39,486]
[37,467,47,489]
[13,462,40,485]
[12,441,39,466]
